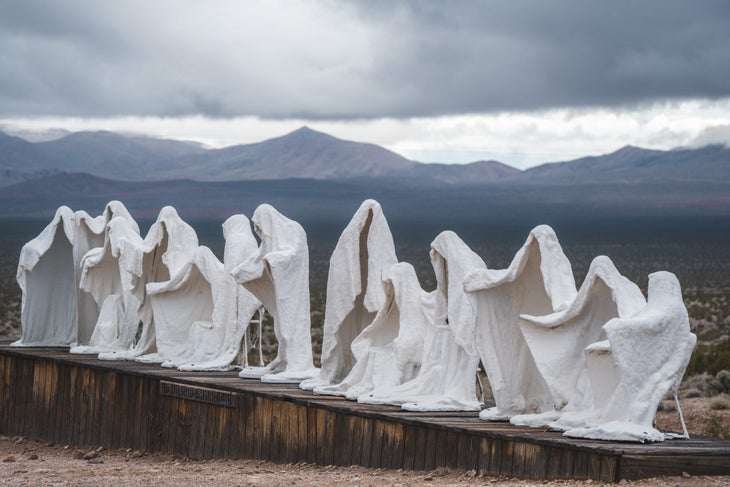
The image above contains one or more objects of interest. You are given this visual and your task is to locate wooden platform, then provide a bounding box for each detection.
[1,345,729,481]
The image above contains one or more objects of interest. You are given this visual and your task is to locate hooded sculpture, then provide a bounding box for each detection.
[98,206,199,361]
[301,200,398,390]
[510,255,647,427]
[314,262,434,399]
[464,225,577,420]
[14,202,138,347]
[231,204,318,383]
[13,206,77,347]
[358,231,486,411]
[70,215,146,355]
[73,201,139,345]
[175,215,263,371]
[560,271,696,442]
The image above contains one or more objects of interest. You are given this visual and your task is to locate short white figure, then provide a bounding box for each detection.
[13,206,77,346]
[98,206,199,361]
[560,271,696,442]
[70,216,146,355]
[176,215,263,371]
[301,199,397,391]
[314,262,434,399]
[464,225,577,420]
[510,255,646,427]
[358,231,486,411]
[231,204,319,383]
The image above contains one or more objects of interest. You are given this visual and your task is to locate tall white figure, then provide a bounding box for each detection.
[98,206,199,361]
[561,271,696,442]
[315,262,434,399]
[73,201,139,346]
[13,206,77,346]
[176,215,263,371]
[510,255,647,427]
[465,225,577,420]
[358,231,486,411]
[70,215,146,355]
[14,202,138,347]
[301,200,397,391]
[231,204,319,383]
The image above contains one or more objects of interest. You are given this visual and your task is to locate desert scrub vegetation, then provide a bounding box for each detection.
[681,370,730,398]
[710,394,730,411]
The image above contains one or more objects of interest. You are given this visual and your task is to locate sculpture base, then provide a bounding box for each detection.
[2,344,730,481]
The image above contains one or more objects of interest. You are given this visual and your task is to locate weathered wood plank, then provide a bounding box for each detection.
[2,346,730,482]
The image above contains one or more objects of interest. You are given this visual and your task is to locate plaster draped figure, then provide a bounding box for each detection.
[175,215,264,371]
[98,206,199,362]
[231,204,319,383]
[558,271,696,442]
[72,201,140,346]
[70,216,146,355]
[314,262,434,400]
[14,202,139,348]
[464,225,577,420]
[510,255,647,427]
[13,206,77,347]
[300,200,398,391]
[358,231,486,411]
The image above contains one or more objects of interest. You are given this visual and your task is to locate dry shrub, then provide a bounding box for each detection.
[709,393,730,411]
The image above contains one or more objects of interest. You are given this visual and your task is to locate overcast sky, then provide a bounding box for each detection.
[2,1,730,168]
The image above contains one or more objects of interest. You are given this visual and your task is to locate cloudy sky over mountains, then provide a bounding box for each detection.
[1,0,730,168]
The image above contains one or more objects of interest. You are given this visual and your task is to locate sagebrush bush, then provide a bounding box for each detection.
[683,388,702,398]
[710,394,730,411]
[717,370,730,394]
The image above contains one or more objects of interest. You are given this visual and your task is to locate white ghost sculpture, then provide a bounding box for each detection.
[358,231,486,411]
[98,206,199,362]
[510,255,647,427]
[301,200,397,391]
[464,225,577,420]
[13,206,77,347]
[560,271,696,442]
[70,215,146,355]
[175,215,263,372]
[315,262,434,400]
[72,201,140,346]
[231,204,319,383]
[14,202,138,347]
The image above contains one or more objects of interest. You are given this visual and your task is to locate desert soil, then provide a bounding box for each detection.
[1,434,728,487]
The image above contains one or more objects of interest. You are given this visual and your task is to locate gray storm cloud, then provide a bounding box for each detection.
[1,0,729,118]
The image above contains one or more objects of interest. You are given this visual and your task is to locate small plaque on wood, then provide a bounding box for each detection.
[160,381,236,407]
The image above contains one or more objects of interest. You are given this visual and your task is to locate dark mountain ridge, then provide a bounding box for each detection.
[1,126,729,189]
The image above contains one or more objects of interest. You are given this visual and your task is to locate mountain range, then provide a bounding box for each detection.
[0,126,728,219]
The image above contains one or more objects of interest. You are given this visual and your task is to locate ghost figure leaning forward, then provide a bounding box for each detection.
[97,206,199,362]
[70,215,146,355]
[231,204,319,383]
[509,255,647,428]
[464,225,577,421]
[315,262,434,400]
[301,199,398,391]
[175,215,263,372]
[556,271,696,442]
[357,231,486,411]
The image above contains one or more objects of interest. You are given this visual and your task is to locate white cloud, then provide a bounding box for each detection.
[3,98,730,169]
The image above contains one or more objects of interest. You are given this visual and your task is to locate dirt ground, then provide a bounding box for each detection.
[1,434,728,487]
